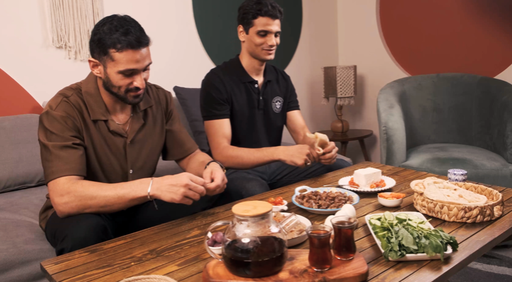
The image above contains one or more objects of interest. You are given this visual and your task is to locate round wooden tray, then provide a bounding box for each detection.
[202,249,368,281]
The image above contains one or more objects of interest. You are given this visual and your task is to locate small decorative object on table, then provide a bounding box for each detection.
[447,168,467,182]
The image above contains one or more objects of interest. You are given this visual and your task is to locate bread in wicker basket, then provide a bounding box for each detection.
[410,177,503,223]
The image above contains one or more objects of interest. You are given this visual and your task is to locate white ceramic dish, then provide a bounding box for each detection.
[272,200,288,212]
[365,211,453,261]
[292,186,360,215]
[277,212,312,247]
[377,193,404,207]
[206,232,222,255]
[338,176,396,193]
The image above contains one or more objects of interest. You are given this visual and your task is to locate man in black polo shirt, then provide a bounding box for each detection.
[200,0,351,203]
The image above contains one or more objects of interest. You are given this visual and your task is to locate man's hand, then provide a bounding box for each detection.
[152,173,207,205]
[317,141,338,165]
[279,144,319,167]
[203,162,228,196]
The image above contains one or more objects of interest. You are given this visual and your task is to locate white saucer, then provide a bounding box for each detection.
[338,176,396,193]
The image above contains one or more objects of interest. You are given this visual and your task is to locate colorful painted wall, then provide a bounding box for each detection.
[2,0,512,163]
[338,0,512,163]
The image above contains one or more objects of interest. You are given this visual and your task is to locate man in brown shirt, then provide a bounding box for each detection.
[38,14,227,255]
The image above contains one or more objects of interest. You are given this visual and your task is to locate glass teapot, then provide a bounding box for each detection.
[205,201,288,278]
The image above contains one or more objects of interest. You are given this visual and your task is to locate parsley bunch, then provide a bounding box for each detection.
[368,212,459,261]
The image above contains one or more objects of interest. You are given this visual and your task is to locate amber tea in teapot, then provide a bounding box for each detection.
[223,236,286,277]
[205,201,288,278]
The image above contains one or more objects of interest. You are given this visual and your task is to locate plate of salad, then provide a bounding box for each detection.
[365,211,459,261]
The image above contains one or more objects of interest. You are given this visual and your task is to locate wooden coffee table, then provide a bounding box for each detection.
[41,162,512,281]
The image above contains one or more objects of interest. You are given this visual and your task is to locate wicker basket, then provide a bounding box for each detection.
[411,178,503,223]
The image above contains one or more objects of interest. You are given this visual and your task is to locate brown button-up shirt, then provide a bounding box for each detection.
[38,72,198,230]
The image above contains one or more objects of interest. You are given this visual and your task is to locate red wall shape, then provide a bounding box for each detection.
[378,0,512,77]
[0,68,43,117]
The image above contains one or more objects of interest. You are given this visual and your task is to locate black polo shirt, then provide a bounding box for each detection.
[200,56,300,148]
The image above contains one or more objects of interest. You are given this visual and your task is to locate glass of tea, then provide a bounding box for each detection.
[306,224,333,271]
[331,215,358,260]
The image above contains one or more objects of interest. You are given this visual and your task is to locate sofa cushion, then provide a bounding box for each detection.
[173,86,210,153]
[0,185,54,282]
[0,114,45,193]
[401,143,512,187]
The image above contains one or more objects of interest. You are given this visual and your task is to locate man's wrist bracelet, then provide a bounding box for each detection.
[205,160,226,173]
[147,177,158,210]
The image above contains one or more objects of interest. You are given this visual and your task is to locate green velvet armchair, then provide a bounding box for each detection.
[377,73,512,188]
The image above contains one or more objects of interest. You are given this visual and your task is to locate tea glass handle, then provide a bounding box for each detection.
[205,220,230,261]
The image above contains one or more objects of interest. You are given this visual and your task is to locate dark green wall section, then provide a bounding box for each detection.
[192,0,302,70]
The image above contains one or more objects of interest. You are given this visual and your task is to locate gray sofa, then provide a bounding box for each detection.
[0,97,189,282]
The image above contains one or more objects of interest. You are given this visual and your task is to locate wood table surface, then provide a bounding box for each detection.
[40,162,512,282]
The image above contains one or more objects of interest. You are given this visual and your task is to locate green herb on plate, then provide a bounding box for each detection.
[368,212,459,261]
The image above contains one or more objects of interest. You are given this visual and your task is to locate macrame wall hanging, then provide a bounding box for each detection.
[45,0,104,61]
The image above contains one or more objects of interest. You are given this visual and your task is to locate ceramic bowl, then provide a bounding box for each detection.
[209,246,222,255]
[272,200,288,212]
[378,193,403,207]
[206,232,223,255]
[292,186,360,215]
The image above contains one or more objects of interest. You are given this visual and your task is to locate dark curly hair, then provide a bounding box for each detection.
[237,0,283,34]
[89,14,150,63]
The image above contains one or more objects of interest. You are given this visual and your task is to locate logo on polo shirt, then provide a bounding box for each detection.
[272,96,284,113]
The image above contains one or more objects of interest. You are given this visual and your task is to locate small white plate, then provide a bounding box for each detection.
[272,200,288,212]
[338,176,396,193]
[278,212,311,247]
[365,211,453,261]
[378,193,404,207]
[292,186,360,215]
[206,232,222,255]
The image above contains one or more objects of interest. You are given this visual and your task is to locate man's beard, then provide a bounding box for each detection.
[102,74,145,105]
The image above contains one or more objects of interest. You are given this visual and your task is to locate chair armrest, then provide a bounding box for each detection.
[377,83,407,166]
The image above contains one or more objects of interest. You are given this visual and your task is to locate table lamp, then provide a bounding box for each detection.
[322,65,357,134]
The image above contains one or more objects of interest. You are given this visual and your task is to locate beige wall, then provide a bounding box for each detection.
[0,0,339,144]
[337,0,512,164]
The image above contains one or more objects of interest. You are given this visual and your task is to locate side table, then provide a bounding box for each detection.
[317,129,373,161]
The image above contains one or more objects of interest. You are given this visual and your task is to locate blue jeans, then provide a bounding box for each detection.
[214,159,350,206]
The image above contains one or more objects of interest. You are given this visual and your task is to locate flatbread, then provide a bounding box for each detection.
[307,132,330,154]
[415,177,487,205]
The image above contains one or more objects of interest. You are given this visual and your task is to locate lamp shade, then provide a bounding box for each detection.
[323,65,357,105]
